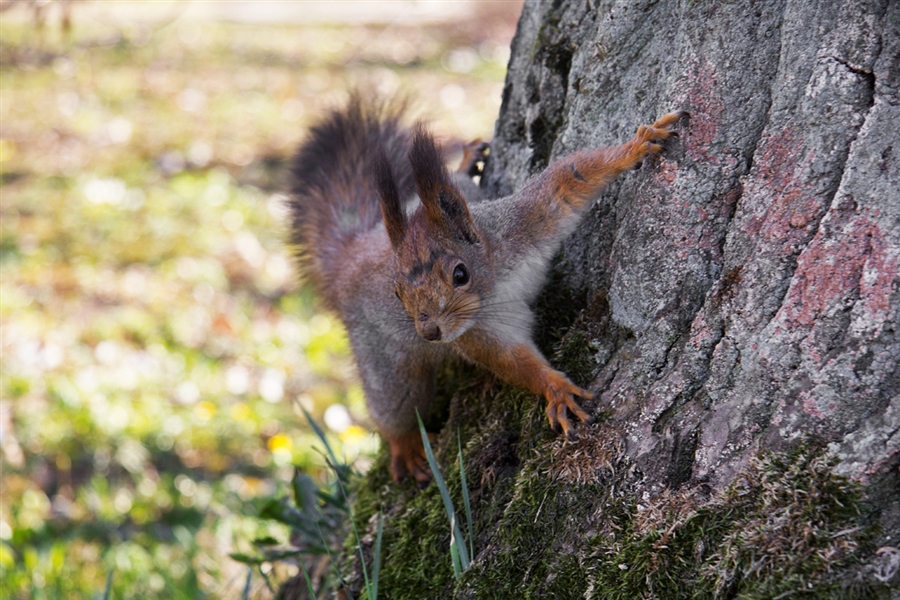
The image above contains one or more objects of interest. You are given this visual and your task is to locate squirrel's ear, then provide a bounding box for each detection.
[409,125,480,244]
[436,187,479,244]
[374,148,406,250]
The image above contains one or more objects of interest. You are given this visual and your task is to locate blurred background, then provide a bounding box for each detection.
[0,1,520,597]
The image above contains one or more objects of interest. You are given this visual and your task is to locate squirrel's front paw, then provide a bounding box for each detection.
[386,430,432,486]
[543,375,593,439]
[631,110,688,168]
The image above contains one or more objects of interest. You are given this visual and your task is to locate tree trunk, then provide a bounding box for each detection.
[347,1,900,597]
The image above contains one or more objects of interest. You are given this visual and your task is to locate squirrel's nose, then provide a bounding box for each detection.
[420,322,442,341]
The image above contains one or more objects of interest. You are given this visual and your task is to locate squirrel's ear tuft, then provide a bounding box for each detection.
[409,124,480,244]
[409,124,447,224]
[374,147,406,250]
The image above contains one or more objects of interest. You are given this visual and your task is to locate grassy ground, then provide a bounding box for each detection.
[0,6,513,598]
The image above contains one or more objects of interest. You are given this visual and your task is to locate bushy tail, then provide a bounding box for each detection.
[287,95,413,308]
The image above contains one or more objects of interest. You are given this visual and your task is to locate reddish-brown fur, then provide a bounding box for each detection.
[455,331,593,436]
[288,101,684,484]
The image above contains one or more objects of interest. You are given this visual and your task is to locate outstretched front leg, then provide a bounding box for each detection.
[456,330,593,438]
[527,111,687,215]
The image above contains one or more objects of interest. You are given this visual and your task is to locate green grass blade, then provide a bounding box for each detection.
[314,520,355,600]
[371,513,383,600]
[449,529,462,579]
[241,568,251,600]
[458,431,475,561]
[450,514,468,575]
[259,565,276,594]
[328,473,372,598]
[298,560,317,598]
[417,411,470,574]
[102,570,113,600]
[300,405,341,469]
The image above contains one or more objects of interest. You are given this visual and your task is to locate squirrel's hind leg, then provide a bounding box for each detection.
[361,352,439,485]
[384,429,432,485]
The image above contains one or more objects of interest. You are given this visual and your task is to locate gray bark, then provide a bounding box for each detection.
[486,0,898,510]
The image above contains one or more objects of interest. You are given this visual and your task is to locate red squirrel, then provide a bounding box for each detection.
[288,96,684,484]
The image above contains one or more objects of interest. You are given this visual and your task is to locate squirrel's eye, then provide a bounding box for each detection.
[452,264,469,287]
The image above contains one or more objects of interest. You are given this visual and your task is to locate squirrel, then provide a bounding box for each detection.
[287,94,684,484]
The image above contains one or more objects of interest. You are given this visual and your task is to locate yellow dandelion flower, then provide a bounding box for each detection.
[267,433,292,453]
[339,425,368,444]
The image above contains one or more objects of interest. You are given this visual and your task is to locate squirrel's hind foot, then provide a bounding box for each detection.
[386,429,432,486]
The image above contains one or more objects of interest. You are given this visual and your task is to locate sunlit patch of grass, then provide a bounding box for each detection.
[0,7,510,598]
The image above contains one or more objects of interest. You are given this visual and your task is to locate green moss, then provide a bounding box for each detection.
[461,463,601,599]
[341,433,886,600]
[552,328,597,387]
[585,447,883,600]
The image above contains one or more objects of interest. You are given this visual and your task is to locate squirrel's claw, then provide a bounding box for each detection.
[544,380,593,439]
[627,111,685,169]
[387,430,433,486]
[650,110,688,131]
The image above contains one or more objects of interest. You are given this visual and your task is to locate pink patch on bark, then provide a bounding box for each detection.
[657,159,679,184]
[671,59,723,165]
[806,345,823,366]
[740,127,825,256]
[777,210,898,330]
[771,399,786,426]
[859,229,897,332]
[800,393,828,419]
